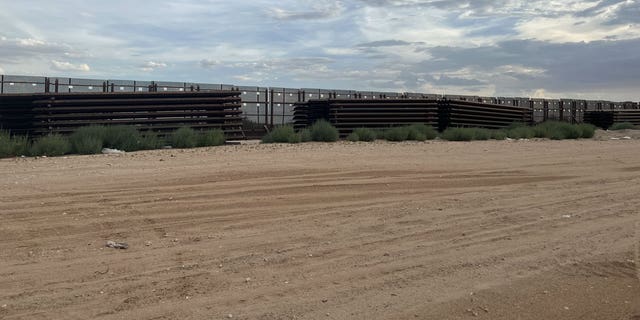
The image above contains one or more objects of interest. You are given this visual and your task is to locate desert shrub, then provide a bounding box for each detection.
[440,128,474,141]
[299,129,312,142]
[346,132,360,142]
[0,131,30,158]
[104,125,141,151]
[309,120,339,142]
[470,128,491,140]
[384,126,410,141]
[407,124,438,141]
[170,127,199,148]
[198,129,226,147]
[551,122,581,140]
[30,134,71,156]
[506,126,535,139]
[69,126,107,154]
[371,129,387,140]
[577,123,597,138]
[352,128,377,142]
[490,130,508,140]
[262,125,297,143]
[138,132,164,150]
[609,122,636,130]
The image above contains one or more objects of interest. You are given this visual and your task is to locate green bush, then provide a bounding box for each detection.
[139,132,164,150]
[69,126,106,154]
[407,124,438,141]
[309,120,339,142]
[384,126,410,141]
[372,129,387,140]
[30,134,71,156]
[262,125,297,143]
[470,128,491,140]
[299,129,312,142]
[490,130,508,140]
[531,121,587,140]
[507,126,535,139]
[440,128,474,141]
[352,128,377,142]
[346,132,360,142]
[0,131,30,158]
[609,122,636,130]
[577,123,597,138]
[198,129,226,147]
[104,125,141,151]
[170,127,199,148]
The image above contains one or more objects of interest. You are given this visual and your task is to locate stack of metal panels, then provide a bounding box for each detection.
[584,110,640,128]
[0,91,244,138]
[293,99,439,136]
[444,100,532,129]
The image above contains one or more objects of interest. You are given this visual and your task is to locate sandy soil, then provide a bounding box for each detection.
[1,137,639,319]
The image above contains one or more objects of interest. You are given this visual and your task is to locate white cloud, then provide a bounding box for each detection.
[0,66,4,74]
[140,61,168,72]
[50,60,90,72]
[200,59,221,69]
[516,14,640,42]
[267,1,345,20]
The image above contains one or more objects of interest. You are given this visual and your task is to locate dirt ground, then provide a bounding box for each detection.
[1,135,639,319]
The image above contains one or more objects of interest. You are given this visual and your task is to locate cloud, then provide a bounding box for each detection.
[51,60,90,72]
[200,59,221,69]
[0,66,4,74]
[0,1,639,100]
[0,36,72,63]
[140,61,168,72]
[356,40,416,47]
[266,1,345,20]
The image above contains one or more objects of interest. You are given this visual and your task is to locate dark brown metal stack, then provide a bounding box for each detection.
[294,99,439,136]
[584,110,640,129]
[444,100,532,129]
[0,91,244,138]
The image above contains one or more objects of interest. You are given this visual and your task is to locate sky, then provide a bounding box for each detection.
[0,0,638,101]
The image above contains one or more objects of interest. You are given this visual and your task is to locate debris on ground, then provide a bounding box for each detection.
[106,240,129,249]
[102,148,125,155]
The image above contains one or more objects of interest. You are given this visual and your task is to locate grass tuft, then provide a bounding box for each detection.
[198,129,226,147]
[30,134,71,156]
[609,122,636,130]
[309,120,339,142]
[170,127,199,148]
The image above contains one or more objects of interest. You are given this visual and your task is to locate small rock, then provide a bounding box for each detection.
[145,241,152,247]
[561,214,572,219]
[227,313,233,318]
[564,306,570,310]
[322,299,328,303]
[245,277,251,283]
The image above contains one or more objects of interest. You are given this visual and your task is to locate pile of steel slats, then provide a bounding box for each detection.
[294,99,531,135]
[0,91,244,138]
[584,110,640,129]
[445,100,533,129]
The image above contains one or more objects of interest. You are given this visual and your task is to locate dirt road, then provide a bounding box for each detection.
[1,138,639,319]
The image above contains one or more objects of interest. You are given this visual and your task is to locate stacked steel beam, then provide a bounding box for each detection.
[294,99,532,134]
[444,100,532,129]
[584,110,640,129]
[0,91,243,138]
[294,99,439,136]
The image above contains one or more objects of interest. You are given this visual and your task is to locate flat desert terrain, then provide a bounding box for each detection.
[1,135,639,319]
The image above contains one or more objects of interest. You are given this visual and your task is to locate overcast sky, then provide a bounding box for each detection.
[0,0,638,100]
